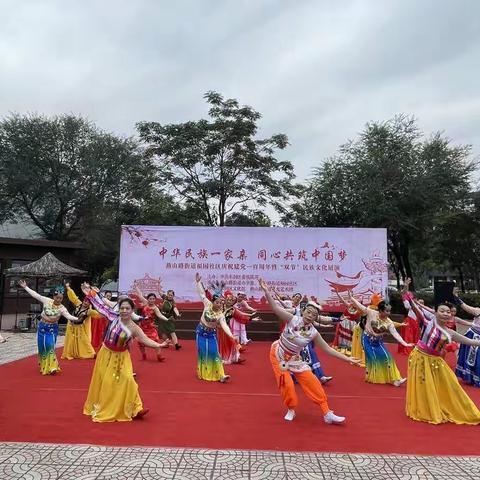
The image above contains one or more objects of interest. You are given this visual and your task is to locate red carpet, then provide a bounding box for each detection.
[1,340,480,456]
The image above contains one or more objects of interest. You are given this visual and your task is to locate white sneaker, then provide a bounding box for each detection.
[284,409,296,421]
[320,376,333,384]
[393,378,407,387]
[324,411,345,425]
[219,375,230,383]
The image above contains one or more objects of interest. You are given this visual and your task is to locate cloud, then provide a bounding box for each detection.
[1,0,479,180]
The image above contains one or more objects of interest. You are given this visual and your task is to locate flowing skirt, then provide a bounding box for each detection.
[83,345,143,422]
[351,324,365,367]
[61,320,95,360]
[37,321,60,375]
[196,324,225,381]
[159,317,176,335]
[398,316,419,355]
[139,319,160,343]
[217,327,240,364]
[91,315,108,349]
[362,333,402,384]
[407,347,480,424]
[336,318,355,354]
[456,326,480,387]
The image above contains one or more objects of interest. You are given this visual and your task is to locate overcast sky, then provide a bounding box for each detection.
[1,0,479,181]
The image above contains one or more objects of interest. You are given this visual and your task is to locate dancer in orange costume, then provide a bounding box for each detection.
[258,278,359,424]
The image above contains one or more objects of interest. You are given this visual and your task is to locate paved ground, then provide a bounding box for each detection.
[0,332,478,480]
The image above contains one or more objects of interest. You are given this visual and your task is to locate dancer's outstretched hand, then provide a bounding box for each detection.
[349,357,361,365]
[258,278,268,292]
[195,272,201,283]
[18,279,27,289]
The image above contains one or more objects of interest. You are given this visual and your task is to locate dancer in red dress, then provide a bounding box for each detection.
[134,286,166,361]
[398,278,421,355]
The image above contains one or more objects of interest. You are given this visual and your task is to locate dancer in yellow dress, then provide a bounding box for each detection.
[406,296,480,424]
[61,283,97,360]
[82,285,163,422]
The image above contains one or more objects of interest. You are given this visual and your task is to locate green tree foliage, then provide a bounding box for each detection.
[288,115,476,288]
[0,113,155,241]
[225,208,272,227]
[137,91,299,226]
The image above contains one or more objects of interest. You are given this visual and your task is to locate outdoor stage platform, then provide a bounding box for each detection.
[1,340,479,457]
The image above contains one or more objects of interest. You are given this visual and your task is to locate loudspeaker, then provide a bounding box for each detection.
[434,281,455,306]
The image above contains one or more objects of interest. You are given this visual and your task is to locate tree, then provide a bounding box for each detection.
[288,115,476,288]
[429,202,480,292]
[137,91,299,226]
[92,191,204,281]
[225,208,272,227]
[0,113,156,241]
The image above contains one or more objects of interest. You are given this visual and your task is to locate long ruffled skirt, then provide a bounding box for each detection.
[37,321,60,375]
[407,347,480,424]
[398,316,419,355]
[362,333,402,384]
[61,320,95,360]
[351,324,365,367]
[83,345,143,422]
[91,315,108,349]
[196,324,225,381]
[455,326,480,387]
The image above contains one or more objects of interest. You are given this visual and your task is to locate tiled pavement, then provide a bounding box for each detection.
[0,331,64,365]
[1,332,478,480]
[0,443,478,480]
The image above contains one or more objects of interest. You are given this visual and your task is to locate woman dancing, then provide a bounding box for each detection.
[159,290,182,350]
[134,287,167,361]
[258,278,359,424]
[61,283,98,360]
[348,293,413,386]
[406,297,480,424]
[19,280,79,375]
[397,278,421,355]
[82,286,163,422]
[195,273,236,382]
[452,291,480,386]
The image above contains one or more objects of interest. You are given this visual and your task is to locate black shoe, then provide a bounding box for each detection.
[175,344,182,350]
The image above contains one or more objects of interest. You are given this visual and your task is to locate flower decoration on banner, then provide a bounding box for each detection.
[362,251,388,274]
[131,274,164,297]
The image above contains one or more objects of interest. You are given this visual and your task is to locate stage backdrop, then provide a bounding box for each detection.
[119,226,388,311]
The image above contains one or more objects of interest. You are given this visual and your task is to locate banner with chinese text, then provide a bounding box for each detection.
[118,225,388,311]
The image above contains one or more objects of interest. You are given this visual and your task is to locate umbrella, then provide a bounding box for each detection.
[5,252,87,277]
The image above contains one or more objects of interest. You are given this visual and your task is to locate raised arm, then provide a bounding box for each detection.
[453,295,480,317]
[347,292,368,314]
[18,280,51,305]
[449,330,480,347]
[455,317,473,327]
[134,285,149,306]
[336,291,349,307]
[195,273,210,307]
[258,278,294,324]
[388,324,414,347]
[401,277,411,295]
[66,284,82,307]
[83,290,118,322]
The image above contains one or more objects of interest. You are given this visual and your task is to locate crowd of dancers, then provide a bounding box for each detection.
[15,274,480,426]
